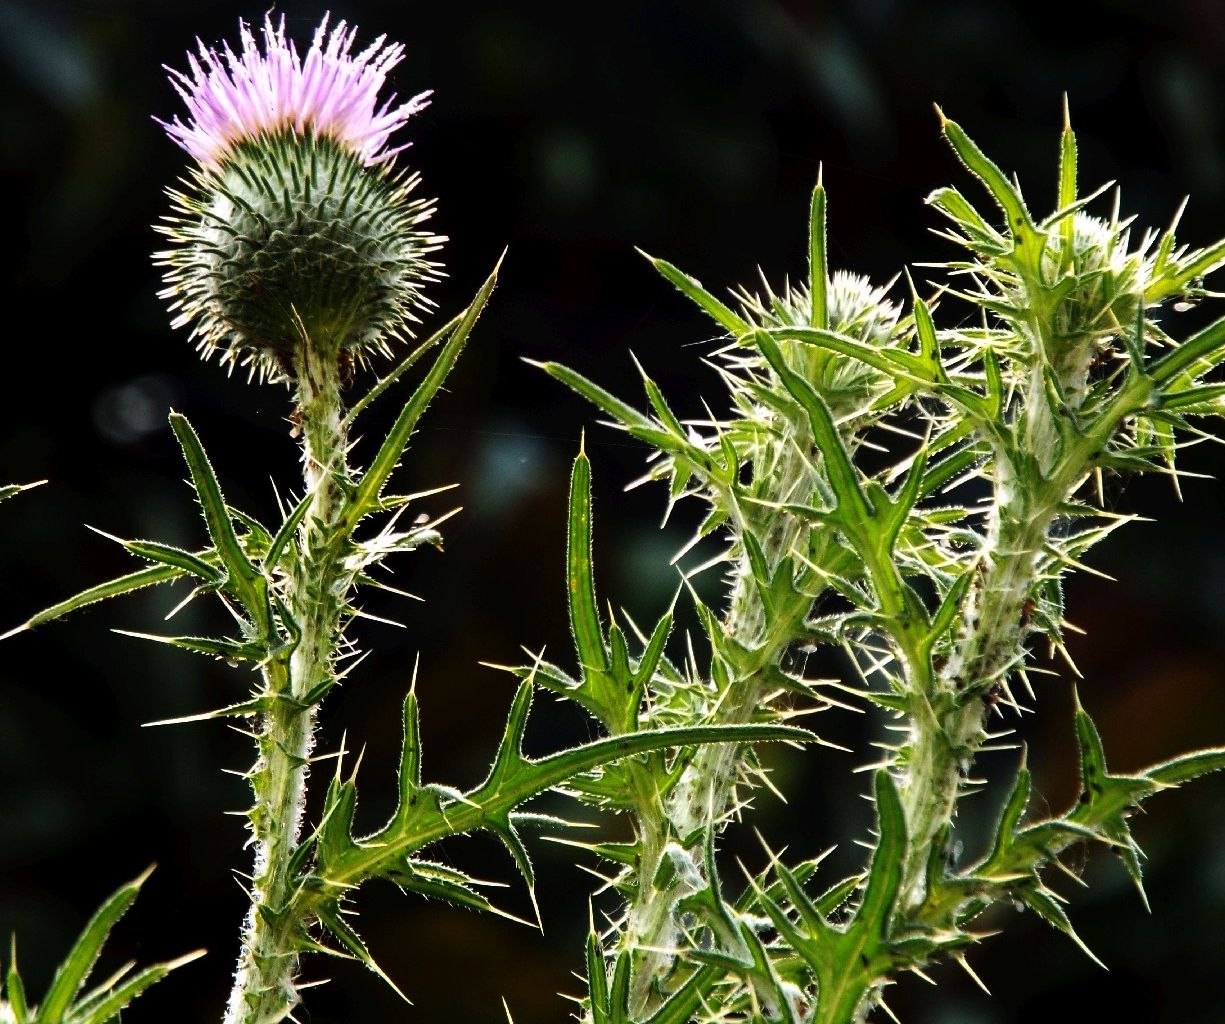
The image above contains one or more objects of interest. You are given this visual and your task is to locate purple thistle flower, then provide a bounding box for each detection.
[160,13,431,170]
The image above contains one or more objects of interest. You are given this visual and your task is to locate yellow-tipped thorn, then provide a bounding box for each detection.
[164,948,208,971]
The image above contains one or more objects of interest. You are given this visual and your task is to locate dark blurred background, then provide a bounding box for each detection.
[3,1,1225,1021]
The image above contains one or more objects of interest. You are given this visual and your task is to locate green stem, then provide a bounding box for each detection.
[897,464,1055,912]
[224,345,349,1024]
[621,422,819,1015]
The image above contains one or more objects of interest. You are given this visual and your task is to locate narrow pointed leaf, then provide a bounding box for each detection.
[1020,887,1105,968]
[264,492,313,571]
[1058,109,1078,251]
[116,630,266,661]
[0,481,45,505]
[567,449,609,683]
[857,770,907,935]
[348,257,501,524]
[486,680,534,786]
[316,904,411,1004]
[586,928,609,1013]
[1149,315,1225,384]
[168,413,266,622]
[39,870,151,1022]
[809,179,829,329]
[531,361,661,438]
[74,951,205,1024]
[118,540,222,582]
[1073,698,1109,800]
[6,942,28,1023]
[397,692,423,817]
[642,251,749,335]
[755,329,868,520]
[14,564,190,633]
[344,312,464,427]
[938,113,1037,244]
[1145,746,1225,787]
[986,759,1032,866]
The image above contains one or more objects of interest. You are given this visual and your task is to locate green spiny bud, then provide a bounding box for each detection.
[159,133,441,378]
[738,269,902,417]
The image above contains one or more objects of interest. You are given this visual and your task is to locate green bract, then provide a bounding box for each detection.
[158,132,441,379]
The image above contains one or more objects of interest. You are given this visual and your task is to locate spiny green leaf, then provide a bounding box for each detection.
[1158,382,1225,413]
[0,481,45,505]
[347,256,501,525]
[928,571,973,650]
[585,928,609,1016]
[986,755,1032,867]
[7,563,190,637]
[396,691,423,820]
[39,868,152,1022]
[343,311,464,428]
[332,718,812,888]
[531,361,656,435]
[115,630,267,662]
[264,491,313,572]
[316,903,410,1005]
[857,770,907,937]
[1072,691,1109,800]
[754,329,869,522]
[486,680,535,787]
[318,774,359,867]
[1058,99,1078,252]
[122,539,224,583]
[1019,886,1105,969]
[487,814,537,902]
[640,250,750,335]
[810,177,829,330]
[926,186,1008,251]
[1149,314,1225,385]
[72,950,205,1024]
[386,860,508,919]
[937,109,1038,248]
[169,413,267,625]
[1145,746,1225,787]
[5,938,29,1023]
[567,447,610,689]
[1147,236,1225,303]
[631,610,673,693]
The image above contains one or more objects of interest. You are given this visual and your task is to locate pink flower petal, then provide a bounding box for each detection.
[161,13,429,169]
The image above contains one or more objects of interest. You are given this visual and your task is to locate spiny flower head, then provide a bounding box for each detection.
[160,14,430,171]
[737,270,903,418]
[156,14,442,382]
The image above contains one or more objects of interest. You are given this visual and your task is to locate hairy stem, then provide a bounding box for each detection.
[224,346,349,1024]
[622,426,818,1015]
[898,460,1054,911]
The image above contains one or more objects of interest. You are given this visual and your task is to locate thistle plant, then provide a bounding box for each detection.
[533,105,1225,1022]
[3,15,804,1024]
[5,11,1225,1023]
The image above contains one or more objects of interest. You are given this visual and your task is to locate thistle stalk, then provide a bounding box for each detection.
[224,345,349,1024]
[622,437,816,1014]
